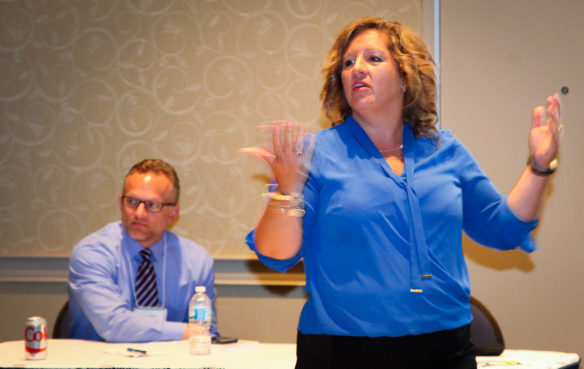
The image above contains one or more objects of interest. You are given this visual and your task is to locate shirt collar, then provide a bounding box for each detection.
[345,115,415,182]
[345,114,414,153]
[120,224,166,262]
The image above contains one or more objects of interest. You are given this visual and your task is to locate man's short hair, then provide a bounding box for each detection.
[123,159,180,203]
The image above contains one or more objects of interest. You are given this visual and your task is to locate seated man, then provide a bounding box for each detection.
[68,159,218,342]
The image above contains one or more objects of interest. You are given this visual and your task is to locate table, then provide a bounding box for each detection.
[476,349,581,369]
[0,339,296,369]
[0,339,580,369]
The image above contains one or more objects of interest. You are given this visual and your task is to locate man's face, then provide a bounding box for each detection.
[120,172,179,248]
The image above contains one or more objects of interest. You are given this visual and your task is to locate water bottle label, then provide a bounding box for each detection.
[194,307,210,321]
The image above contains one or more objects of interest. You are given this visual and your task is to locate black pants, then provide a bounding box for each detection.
[295,325,477,369]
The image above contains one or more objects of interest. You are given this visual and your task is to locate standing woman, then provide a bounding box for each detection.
[241,17,561,369]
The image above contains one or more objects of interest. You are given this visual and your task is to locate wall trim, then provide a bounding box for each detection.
[0,256,306,287]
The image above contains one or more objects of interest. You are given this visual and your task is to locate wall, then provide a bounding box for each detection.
[1,0,580,358]
[0,0,422,258]
[441,0,584,357]
[0,0,425,344]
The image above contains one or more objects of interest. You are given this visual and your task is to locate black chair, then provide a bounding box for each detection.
[52,300,70,339]
[469,296,505,356]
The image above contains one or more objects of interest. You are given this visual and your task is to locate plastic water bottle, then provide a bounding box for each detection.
[188,286,212,355]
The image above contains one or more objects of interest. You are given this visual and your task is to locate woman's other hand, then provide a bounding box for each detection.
[240,121,316,194]
[529,93,562,169]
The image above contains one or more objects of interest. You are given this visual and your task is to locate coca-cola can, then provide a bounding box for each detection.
[24,316,47,360]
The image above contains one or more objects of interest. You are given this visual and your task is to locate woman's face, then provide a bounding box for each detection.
[341,29,404,121]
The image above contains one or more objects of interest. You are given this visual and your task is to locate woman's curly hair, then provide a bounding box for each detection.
[321,17,438,138]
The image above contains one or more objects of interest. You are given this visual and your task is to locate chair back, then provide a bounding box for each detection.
[469,296,505,356]
[53,300,70,339]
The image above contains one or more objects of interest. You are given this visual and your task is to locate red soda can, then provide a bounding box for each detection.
[24,316,47,360]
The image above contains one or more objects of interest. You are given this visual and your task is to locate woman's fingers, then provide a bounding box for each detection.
[300,134,317,175]
[283,121,293,153]
[532,94,562,130]
[243,121,314,193]
[547,93,561,129]
[239,147,276,164]
[529,94,562,166]
[531,106,544,129]
[267,121,307,160]
[271,124,282,158]
[294,124,305,157]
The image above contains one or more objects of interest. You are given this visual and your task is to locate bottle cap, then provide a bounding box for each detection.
[195,286,206,293]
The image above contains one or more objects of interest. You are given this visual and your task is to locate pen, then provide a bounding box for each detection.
[479,360,522,367]
[127,347,147,355]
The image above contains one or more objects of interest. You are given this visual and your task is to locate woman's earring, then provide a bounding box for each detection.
[401,84,406,93]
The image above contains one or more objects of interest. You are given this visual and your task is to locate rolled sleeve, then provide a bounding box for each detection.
[244,229,301,273]
[499,197,538,252]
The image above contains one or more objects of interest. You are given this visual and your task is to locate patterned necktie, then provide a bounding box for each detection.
[135,249,159,307]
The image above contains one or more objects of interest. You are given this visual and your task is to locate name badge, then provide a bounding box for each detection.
[134,306,168,321]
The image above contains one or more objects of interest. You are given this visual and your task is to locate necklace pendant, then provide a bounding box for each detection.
[379,144,403,153]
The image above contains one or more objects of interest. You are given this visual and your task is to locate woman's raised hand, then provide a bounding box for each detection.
[240,121,316,194]
[529,93,562,169]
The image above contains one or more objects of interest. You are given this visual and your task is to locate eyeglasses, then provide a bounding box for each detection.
[121,195,176,213]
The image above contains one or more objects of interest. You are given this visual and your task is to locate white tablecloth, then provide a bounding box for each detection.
[0,339,296,368]
[0,339,580,369]
[476,349,580,368]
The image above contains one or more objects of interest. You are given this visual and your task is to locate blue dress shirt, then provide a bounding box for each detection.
[246,116,536,337]
[69,221,218,342]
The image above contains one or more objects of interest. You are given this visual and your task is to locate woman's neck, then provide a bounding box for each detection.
[353,109,404,151]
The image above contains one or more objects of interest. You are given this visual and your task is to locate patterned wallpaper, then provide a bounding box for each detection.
[0,0,422,257]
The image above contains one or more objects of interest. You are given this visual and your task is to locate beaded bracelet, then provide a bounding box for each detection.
[263,187,305,217]
[270,199,305,217]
